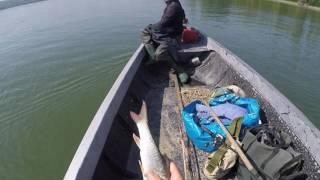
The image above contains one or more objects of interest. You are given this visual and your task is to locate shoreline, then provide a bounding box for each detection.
[0,0,45,11]
[268,0,320,12]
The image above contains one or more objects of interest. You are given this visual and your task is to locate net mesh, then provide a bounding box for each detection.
[181,87,212,105]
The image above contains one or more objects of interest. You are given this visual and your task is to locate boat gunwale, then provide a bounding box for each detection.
[64,44,145,180]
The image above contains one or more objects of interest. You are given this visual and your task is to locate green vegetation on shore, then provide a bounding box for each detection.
[269,0,320,11]
[287,0,320,7]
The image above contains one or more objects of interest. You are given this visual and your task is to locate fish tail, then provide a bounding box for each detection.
[130,101,148,123]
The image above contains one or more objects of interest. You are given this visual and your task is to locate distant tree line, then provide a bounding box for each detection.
[288,0,320,6]
[0,0,45,10]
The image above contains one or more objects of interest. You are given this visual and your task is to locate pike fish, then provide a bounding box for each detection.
[130,101,167,180]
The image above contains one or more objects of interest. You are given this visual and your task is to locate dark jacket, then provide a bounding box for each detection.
[152,0,185,37]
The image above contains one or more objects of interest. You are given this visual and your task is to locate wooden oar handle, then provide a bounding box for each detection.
[172,73,193,180]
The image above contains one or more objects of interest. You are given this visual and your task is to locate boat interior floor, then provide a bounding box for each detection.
[93,50,320,179]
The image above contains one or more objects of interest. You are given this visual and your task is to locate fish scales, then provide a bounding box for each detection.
[130,101,167,180]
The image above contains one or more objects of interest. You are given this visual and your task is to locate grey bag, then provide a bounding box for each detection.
[237,125,305,180]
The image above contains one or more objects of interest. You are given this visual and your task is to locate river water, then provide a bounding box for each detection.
[0,0,319,179]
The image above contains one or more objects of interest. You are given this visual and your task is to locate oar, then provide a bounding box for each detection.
[203,101,259,177]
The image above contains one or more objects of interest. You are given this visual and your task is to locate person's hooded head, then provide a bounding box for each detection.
[165,0,177,4]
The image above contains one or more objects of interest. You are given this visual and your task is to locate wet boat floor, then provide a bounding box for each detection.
[149,85,208,179]
[141,61,231,179]
[144,77,236,179]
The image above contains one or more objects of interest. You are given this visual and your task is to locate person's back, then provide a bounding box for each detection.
[152,0,185,37]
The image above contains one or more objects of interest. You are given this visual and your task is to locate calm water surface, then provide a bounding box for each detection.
[0,0,319,179]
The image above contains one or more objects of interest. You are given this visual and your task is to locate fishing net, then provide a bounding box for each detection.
[181,87,212,105]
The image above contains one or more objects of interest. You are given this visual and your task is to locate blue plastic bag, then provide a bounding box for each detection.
[182,100,226,152]
[209,93,260,128]
[182,93,260,153]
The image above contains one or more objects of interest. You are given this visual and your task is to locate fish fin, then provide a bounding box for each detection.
[138,160,144,174]
[130,111,142,123]
[140,101,147,122]
[132,133,141,148]
[130,101,148,123]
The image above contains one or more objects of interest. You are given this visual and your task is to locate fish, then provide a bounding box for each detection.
[130,101,168,180]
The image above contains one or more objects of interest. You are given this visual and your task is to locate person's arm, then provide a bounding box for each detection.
[183,17,188,24]
[181,7,188,24]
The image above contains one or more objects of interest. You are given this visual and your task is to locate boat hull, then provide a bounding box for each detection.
[64,37,320,180]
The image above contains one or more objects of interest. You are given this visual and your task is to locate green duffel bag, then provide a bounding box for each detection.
[237,125,306,180]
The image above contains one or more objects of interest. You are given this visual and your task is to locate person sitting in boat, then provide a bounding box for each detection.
[141,0,189,83]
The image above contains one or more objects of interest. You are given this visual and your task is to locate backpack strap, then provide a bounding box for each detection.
[280,172,307,180]
[228,117,243,141]
[200,117,243,142]
[205,118,243,173]
[206,145,229,173]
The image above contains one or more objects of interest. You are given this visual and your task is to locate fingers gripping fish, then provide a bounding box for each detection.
[130,101,168,180]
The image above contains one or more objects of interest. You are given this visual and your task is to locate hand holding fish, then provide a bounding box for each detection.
[145,162,183,180]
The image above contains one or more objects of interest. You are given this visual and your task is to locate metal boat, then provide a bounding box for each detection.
[64,34,320,180]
